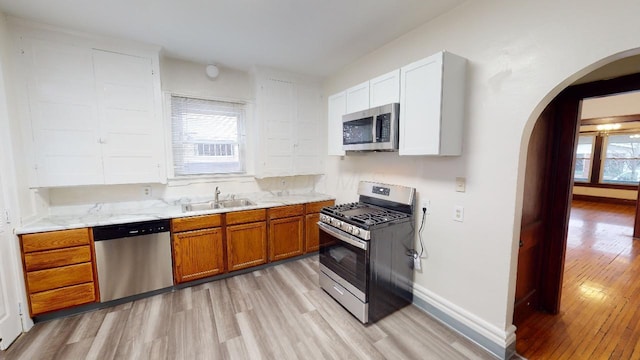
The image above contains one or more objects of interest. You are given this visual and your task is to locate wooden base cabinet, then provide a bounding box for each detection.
[268,205,304,261]
[20,228,99,316]
[226,209,267,272]
[172,228,224,283]
[171,214,224,284]
[304,200,335,253]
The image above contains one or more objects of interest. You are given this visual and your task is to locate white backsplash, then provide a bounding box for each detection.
[47,175,324,209]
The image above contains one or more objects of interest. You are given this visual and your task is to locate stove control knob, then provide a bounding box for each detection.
[352,228,360,235]
[336,221,342,227]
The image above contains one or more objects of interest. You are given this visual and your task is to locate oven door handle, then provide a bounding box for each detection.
[318,222,368,251]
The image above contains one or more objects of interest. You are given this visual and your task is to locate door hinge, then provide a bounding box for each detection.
[4,209,9,224]
[18,302,22,315]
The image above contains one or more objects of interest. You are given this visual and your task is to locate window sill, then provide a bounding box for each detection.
[573,182,638,191]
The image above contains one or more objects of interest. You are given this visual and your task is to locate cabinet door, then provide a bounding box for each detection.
[226,222,267,272]
[22,38,103,186]
[173,228,224,283]
[399,53,444,155]
[93,50,164,184]
[345,81,370,113]
[269,216,304,261]
[305,213,321,253]
[293,83,324,175]
[369,69,400,108]
[257,78,296,177]
[327,92,347,156]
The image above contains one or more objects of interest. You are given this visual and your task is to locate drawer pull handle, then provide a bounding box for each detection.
[333,285,344,295]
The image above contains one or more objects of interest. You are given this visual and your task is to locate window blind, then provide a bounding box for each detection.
[171,96,245,176]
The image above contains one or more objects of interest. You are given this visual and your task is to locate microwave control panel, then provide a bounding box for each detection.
[376,113,391,142]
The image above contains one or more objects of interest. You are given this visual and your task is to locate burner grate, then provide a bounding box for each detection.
[322,202,410,227]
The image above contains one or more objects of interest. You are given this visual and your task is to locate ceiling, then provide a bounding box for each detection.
[0,0,466,77]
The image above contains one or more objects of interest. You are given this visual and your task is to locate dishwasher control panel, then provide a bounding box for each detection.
[93,219,170,241]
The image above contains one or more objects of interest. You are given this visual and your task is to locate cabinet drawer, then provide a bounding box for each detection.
[22,228,90,253]
[305,200,335,214]
[226,209,266,225]
[27,262,94,293]
[24,246,92,272]
[30,282,96,316]
[268,204,304,220]
[172,214,222,233]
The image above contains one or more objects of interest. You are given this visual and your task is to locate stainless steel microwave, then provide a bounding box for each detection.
[342,103,399,152]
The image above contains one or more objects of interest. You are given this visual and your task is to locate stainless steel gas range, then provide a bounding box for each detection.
[318,181,415,324]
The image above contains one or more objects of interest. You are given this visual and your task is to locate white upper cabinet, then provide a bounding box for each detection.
[93,50,163,184]
[345,81,369,113]
[399,51,466,156]
[253,69,324,178]
[369,69,400,108]
[23,39,103,186]
[327,91,346,156]
[17,26,164,187]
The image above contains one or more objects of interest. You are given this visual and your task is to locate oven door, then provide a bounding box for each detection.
[318,222,369,296]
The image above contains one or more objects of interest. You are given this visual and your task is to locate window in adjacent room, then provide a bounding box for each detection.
[574,135,595,182]
[600,133,640,184]
[171,96,245,176]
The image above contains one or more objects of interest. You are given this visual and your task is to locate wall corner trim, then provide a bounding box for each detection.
[412,284,516,359]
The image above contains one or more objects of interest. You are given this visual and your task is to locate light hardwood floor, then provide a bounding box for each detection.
[1,256,496,360]
[516,200,640,359]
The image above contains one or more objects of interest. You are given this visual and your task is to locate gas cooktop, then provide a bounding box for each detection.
[321,202,411,228]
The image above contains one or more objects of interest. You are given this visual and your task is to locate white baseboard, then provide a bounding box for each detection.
[412,283,516,359]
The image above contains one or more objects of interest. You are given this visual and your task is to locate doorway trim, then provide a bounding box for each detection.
[538,72,640,313]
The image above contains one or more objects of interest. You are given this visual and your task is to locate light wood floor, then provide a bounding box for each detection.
[516,200,640,359]
[1,256,496,360]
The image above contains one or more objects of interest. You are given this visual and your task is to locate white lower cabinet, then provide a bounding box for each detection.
[17,29,164,187]
[399,51,467,156]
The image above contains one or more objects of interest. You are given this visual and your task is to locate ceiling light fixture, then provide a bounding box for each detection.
[596,123,621,136]
[205,64,219,79]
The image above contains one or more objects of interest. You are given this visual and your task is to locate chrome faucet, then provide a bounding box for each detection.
[214,186,221,204]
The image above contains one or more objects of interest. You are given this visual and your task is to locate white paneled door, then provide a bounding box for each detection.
[0,171,22,350]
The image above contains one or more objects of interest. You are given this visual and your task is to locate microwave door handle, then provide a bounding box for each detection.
[318,222,368,250]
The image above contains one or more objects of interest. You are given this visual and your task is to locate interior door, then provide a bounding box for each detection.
[0,171,22,350]
[513,103,555,326]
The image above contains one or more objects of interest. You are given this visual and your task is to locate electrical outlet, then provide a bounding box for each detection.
[142,186,152,198]
[414,254,421,270]
[421,200,431,214]
[454,205,464,222]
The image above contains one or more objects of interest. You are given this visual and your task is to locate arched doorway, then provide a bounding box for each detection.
[514,54,640,357]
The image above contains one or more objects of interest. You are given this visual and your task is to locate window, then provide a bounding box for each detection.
[601,134,640,184]
[171,96,245,176]
[574,135,595,182]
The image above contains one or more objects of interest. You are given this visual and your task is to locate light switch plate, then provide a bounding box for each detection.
[454,205,464,222]
[455,177,466,192]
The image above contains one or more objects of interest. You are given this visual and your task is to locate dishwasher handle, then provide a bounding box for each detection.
[93,219,170,241]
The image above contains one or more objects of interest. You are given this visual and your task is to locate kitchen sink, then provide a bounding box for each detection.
[181,198,255,212]
[218,198,255,208]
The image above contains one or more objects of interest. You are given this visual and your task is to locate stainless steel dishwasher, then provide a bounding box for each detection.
[93,219,173,302]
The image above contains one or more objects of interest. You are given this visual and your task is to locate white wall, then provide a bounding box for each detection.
[160,57,252,101]
[320,0,640,347]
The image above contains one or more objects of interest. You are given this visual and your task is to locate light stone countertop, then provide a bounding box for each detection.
[17,192,335,235]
